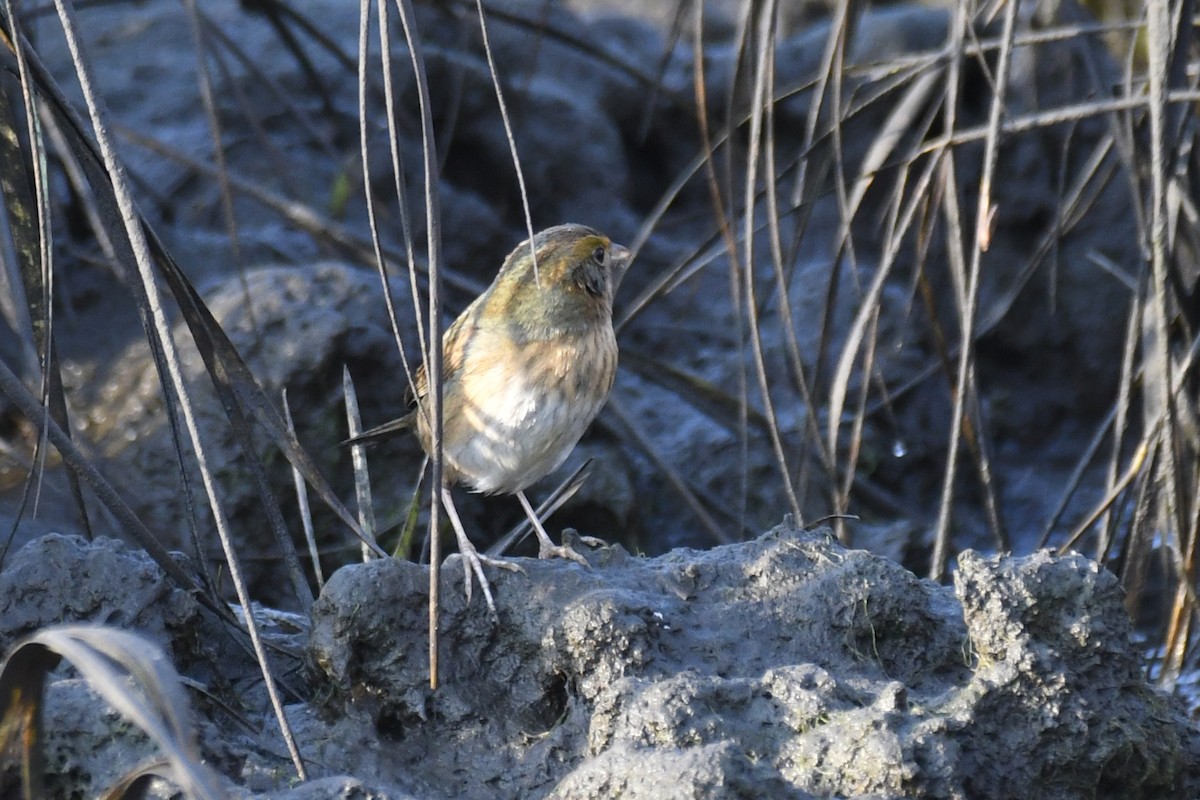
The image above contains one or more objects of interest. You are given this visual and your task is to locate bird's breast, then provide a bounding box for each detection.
[428,324,618,495]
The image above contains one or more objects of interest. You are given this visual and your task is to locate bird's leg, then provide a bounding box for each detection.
[516,490,593,567]
[441,486,522,616]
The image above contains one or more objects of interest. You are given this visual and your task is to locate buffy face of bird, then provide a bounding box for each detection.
[415,224,632,496]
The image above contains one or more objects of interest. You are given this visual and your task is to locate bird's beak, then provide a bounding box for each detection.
[609,243,632,290]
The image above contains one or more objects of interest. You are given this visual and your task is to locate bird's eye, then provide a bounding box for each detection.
[593,245,607,265]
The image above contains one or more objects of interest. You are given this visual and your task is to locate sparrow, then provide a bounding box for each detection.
[351,223,631,613]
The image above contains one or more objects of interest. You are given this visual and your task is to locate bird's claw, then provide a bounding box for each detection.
[538,542,591,568]
[574,534,608,548]
[448,550,523,617]
[479,554,525,575]
[442,486,526,616]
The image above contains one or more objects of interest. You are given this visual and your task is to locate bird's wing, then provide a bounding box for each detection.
[412,295,482,406]
[346,296,484,447]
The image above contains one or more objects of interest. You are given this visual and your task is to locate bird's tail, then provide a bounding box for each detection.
[341,412,416,447]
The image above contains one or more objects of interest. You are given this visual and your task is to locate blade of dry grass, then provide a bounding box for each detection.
[391,455,427,560]
[761,87,830,512]
[0,625,225,800]
[1098,293,1142,561]
[50,0,307,774]
[634,0,688,142]
[96,757,177,800]
[392,0,445,692]
[181,0,259,338]
[1143,0,1185,685]
[923,0,968,582]
[929,0,1018,579]
[343,366,378,561]
[355,0,423,535]
[828,149,941,478]
[824,67,941,538]
[908,89,1200,164]
[694,0,751,538]
[792,0,860,434]
[374,0,427,405]
[1058,435,1149,556]
[33,74,225,597]
[1037,404,1117,550]
[473,0,539,280]
[1037,291,1139,552]
[0,6,92,544]
[1121,449,1160,628]
[283,390,324,590]
[741,0,802,523]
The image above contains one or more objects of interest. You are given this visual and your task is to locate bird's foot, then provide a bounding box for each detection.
[537,541,591,567]
[441,486,523,617]
[536,528,602,567]
[517,492,596,568]
[565,528,607,549]
[448,547,524,617]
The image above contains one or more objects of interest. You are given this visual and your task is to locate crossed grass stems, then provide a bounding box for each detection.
[0,0,1198,793]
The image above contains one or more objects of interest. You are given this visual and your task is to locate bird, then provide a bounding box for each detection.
[349,223,632,613]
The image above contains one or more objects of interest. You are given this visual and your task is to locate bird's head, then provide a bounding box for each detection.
[485,223,632,338]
